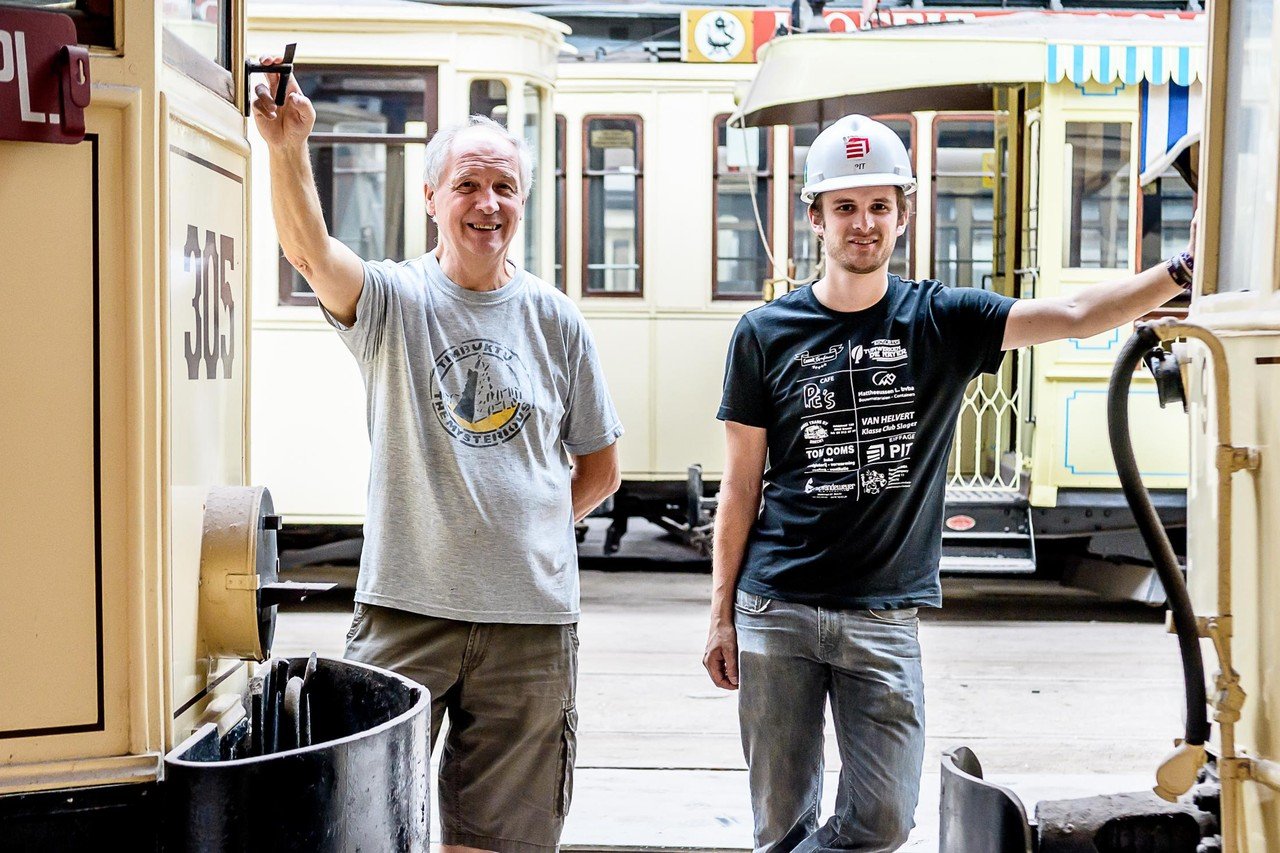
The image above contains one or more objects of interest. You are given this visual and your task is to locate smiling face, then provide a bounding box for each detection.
[425,127,525,263]
[809,185,909,276]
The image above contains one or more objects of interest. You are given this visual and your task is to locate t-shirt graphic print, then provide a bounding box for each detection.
[718,276,1014,611]
[796,335,916,499]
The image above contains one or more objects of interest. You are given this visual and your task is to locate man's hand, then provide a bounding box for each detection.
[703,616,739,690]
[251,55,315,150]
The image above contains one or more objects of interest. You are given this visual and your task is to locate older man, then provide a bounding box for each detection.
[704,114,1195,852]
[254,64,622,853]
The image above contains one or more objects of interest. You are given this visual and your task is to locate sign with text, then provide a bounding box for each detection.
[0,6,90,144]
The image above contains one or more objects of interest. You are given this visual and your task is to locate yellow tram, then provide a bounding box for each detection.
[1,0,263,838]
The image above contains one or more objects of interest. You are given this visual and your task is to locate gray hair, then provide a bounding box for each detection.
[422,115,533,197]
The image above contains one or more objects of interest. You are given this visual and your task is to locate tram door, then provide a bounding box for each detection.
[1,0,254,837]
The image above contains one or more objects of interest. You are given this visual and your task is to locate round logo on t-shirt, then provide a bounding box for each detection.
[430,339,533,447]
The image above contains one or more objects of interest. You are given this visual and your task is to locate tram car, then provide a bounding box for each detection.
[558,7,1203,585]
[0,0,434,845]
[245,0,568,564]
[244,3,1200,591]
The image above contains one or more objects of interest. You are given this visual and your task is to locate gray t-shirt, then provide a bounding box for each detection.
[327,252,623,624]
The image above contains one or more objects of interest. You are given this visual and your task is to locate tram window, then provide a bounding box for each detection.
[523,84,545,280]
[1063,122,1132,269]
[1,0,113,48]
[279,67,439,305]
[1214,0,1274,294]
[1141,170,1195,272]
[791,117,913,282]
[470,80,509,128]
[583,115,642,296]
[554,114,567,291]
[933,116,996,289]
[713,114,771,300]
[163,0,229,69]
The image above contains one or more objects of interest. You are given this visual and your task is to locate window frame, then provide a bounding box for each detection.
[581,113,644,298]
[1060,119,1135,271]
[277,63,440,307]
[554,113,567,292]
[788,113,916,282]
[712,113,773,301]
[931,111,998,287]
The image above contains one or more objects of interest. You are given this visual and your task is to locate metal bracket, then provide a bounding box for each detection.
[243,43,296,117]
[1217,445,1261,473]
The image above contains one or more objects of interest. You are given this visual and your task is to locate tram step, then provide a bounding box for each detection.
[940,555,1038,574]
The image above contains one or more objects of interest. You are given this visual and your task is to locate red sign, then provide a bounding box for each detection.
[0,7,91,144]
[945,514,977,532]
[844,136,870,159]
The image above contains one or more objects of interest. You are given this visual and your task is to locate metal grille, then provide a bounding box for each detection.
[947,359,1021,491]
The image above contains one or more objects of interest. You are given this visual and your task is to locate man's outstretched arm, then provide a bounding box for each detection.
[1002,225,1195,350]
[703,421,767,691]
[252,55,364,325]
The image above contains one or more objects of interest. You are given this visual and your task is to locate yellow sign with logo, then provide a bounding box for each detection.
[683,9,756,63]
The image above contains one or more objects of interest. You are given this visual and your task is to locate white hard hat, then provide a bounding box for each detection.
[800,114,916,204]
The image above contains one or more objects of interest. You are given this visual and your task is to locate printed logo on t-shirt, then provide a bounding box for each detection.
[430,339,533,447]
[795,336,917,500]
[794,344,844,369]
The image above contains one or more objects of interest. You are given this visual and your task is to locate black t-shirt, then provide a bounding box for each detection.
[717,276,1015,610]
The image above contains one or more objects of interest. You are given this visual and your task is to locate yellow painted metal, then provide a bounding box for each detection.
[0,0,256,795]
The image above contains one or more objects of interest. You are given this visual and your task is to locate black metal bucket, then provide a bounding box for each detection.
[164,656,429,852]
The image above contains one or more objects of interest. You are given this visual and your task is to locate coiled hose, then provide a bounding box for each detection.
[1108,323,1210,747]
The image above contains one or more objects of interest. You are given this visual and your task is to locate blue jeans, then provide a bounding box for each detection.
[735,589,926,853]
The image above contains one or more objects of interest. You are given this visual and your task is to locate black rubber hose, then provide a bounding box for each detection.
[1108,324,1210,746]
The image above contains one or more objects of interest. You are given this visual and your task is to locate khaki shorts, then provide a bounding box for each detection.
[345,604,578,853]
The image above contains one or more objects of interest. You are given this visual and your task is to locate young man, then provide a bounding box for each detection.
[703,114,1195,852]
[253,64,623,853]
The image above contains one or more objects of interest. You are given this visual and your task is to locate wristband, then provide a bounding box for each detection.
[1166,251,1194,291]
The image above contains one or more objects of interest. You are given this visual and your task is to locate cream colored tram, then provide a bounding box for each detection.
[721,11,1203,581]
[1177,0,1280,843]
[245,0,567,551]
[0,0,274,840]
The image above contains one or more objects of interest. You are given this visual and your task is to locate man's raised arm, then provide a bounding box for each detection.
[252,56,365,326]
[1002,222,1196,351]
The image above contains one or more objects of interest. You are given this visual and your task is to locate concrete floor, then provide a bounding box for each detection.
[274,564,1185,851]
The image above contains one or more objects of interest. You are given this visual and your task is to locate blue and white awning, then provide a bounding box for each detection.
[1047,43,1203,86]
[1140,80,1202,185]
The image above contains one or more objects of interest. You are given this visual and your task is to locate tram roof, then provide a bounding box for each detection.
[733,11,1206,127]
[250,0,570,36]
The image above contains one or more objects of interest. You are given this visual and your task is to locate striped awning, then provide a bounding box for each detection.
[1047,43,1203,86]
[1140,80,1202,186]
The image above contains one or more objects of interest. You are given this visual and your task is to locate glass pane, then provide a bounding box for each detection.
[716,117,769,297]
[717,176,770,296]
[163,0,226,66]
[283,141,418,298]
[1141,171,1195,271]
[1216,0,1275,292]
[299,70,429,136]
[934,118,995,288]
[2,0,114,47]
[470,79,508,127]
[523,84,544,277]
[1063,122,1132,269]
[586,118,638,173]
[586,174,639,293]
[585,118,640,294]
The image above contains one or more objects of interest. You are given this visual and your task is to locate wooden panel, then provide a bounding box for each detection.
[0,139,102,736]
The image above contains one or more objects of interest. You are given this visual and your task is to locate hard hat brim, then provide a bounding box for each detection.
[801,174,917,205]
